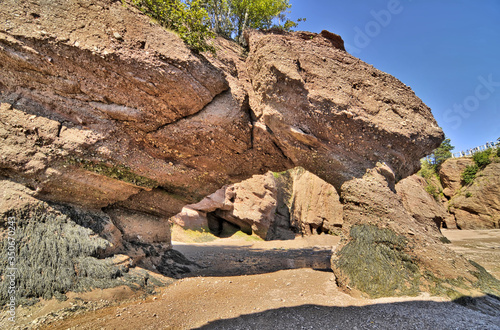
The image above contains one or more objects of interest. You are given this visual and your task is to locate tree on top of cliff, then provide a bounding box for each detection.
[132,0,215,52]
[203,0,303,44]
[132,0,302,50]
[429,138,454,170]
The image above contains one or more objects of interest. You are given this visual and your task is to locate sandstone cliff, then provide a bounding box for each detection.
[440,159,500,229]
[2,0,497,303]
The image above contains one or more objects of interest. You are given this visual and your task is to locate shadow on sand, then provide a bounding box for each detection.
[197,295,500,330]
[173,243,334,278]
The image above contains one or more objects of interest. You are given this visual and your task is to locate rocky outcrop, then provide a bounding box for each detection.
[0,0,442,213]
[448,162,500,229]
[331,164,498,299]
[287,168,343,235]
[172,168,343,240]
[396,175,448,229]
[1,0,463,301]
[435,157,500,229]
[439,158,474,198]
[244,30,443,189]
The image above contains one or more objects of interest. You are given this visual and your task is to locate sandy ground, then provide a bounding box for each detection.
[3,230,500,329]
[442,229,500,280]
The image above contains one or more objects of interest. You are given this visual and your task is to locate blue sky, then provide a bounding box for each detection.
[288,0,500,154]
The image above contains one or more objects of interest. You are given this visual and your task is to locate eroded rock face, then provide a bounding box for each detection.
[449,162,500,229]
[1,0,442,213]
[1,0,452,300]
[172,168,343,240]
[396,175,448,230]
[331,164,497,299]
[439,158,474,198]
[245,30,443,188]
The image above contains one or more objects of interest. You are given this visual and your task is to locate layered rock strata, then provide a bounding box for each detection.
[3,0,487,302]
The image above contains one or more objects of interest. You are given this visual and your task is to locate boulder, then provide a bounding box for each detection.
[288,168,343,235]
[331,164,497,299]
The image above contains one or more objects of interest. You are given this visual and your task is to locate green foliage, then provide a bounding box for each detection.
[334,225,421,298]
[132,0,215,52]
[418,160,441,201]
[132,0,303,49]
[460,148,494,186]
[468,260,500,297]
[425,184,439,200]
[203,0,303,44]
[439,236,451,244]
[67,157,158,188]
[497,147,500,157]
[472,148,492,169]
[465,192,472,198]
[461,164,479,185]
[272,170,287,179]
[428,138,454,170]
[418,160,435,179]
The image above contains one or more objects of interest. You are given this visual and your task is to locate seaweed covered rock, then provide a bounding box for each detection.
[332,164,500,299]
[0,181,132,304]
[0,180,196,304]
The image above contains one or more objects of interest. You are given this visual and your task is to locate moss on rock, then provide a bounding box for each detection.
[469,260,500,297]
[66,157,159,189]
[333,224,421,298]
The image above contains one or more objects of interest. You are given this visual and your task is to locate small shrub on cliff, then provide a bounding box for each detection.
[419,160,442,201]
[461,164,479,185]
[472,148,492,169]
[460,148,493,185]
[132,0,215,52]
[424,184,438,200]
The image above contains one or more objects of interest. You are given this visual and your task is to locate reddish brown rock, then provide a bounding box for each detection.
[172,168,343,239]
[245,30,443,189]
[449,162,500,229]
[439,158,474,198]
[331,164,485,299]
[1,0,458,300]
[288,168,343,235]
[396,175,448,230]
[0,1,442,216]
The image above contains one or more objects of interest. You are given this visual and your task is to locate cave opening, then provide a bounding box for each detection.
[207,211,243,238]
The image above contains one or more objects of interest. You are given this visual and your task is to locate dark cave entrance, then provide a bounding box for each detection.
[207,211,247,238]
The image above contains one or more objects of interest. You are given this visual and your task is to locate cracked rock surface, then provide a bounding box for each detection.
[0,0,464,301]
